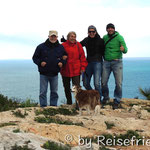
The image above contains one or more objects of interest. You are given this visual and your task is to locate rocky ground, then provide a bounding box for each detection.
[0,98,150,150]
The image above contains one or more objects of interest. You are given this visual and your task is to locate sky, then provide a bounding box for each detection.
[0,0,150,59]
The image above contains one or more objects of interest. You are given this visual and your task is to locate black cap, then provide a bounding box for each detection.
[106,23,115,30]
[88,25,97,32]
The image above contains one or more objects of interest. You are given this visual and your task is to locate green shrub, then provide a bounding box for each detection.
[139,87,150,100]
[13,128,20,133]
[12,110,28,118]
[42,141,71,150]
[35,107,78,116]
[34,116,83,126]
[0,94,19,112]
[19,99,38,108]
[11,144,34,150]
[0,122,16,128]
[99,146,111,150]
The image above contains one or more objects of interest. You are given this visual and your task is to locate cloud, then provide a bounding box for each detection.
[0,34,39,46]
[0,0,150,59]
[0,42,34,60]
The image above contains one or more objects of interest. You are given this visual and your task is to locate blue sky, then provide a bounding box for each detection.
[0,0,150,59]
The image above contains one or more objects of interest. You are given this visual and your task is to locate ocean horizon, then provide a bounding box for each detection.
[0,57,150,105]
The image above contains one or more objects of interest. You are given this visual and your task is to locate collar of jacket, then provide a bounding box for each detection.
[88,33,101,40]
[44,38,59,48]
[108,31,118,37]
[66,40,77,46]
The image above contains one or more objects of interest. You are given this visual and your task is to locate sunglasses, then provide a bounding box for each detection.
[88,31,96,33]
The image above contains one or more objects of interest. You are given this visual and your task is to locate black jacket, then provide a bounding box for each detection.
[80,34,104,62]
[32,39,66,76]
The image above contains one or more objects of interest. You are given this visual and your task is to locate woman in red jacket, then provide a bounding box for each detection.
[61,31,88,105]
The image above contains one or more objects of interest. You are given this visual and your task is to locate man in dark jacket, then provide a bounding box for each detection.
[33,30,67,107]
[80,25,104,100]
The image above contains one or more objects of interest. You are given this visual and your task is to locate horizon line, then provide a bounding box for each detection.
[0,56,150,61]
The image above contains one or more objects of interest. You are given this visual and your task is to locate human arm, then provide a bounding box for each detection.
[32,46,43,66]
[119,35,128,54]
[77,42,88,72]
[58,47,67,68]
[80,38,87,47]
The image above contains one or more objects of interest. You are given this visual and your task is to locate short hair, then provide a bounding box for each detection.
[67,31,76,40]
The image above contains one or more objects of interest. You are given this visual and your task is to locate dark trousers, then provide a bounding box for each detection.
[62,75,80,105]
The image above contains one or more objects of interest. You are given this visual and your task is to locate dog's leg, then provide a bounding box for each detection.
[94,105,100,115]
[87,106,90,115]
[79,108,82,116]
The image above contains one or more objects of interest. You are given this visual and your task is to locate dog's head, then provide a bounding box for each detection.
[71,85,81,93]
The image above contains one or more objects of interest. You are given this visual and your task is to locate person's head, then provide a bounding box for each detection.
[88,25,97,38]
[67,31,76,43]
[106,23,115,35]
[48,30,58,43]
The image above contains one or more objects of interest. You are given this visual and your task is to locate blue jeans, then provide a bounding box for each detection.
[39,74,58,107]
[102,59,123,104]
[83,62,102,99]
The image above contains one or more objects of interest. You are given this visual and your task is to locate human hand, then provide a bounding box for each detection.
[58,62,63,68]
[81,70,85,73]
[120,45,124,52]
[61,35,66,42]
[41,62,46,67]
[62,55,67,60]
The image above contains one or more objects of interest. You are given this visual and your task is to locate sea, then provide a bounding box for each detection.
[0,57,150,106]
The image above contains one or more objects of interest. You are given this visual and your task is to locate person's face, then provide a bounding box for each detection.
[49,35,58,43]
[107,27,115,35]
[68,33,76,43]
[88,29,96,38]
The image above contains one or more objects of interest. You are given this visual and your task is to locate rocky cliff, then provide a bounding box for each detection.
[0,98,150,150]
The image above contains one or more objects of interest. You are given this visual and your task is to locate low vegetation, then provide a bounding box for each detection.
[99,147,111,150]
[105,121,115,129]
[11,144,34,150]
[0,94,18,112]
[144,107,150,112]
[12,110,28,118]
[35,107,78,116]
[19,99,38,108]
[42,141,71,150]
[139,87,150,100]
[13,128,20,133]
[0,93,38,112]
[0,122,16,128]
[81,130,143,147]
[35,116,83,126]
[34,107,82,126]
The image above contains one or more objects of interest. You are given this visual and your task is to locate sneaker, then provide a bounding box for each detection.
[101,98,110,105]
[101,99,108,109]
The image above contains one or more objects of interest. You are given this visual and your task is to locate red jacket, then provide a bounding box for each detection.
[61,40,88,77]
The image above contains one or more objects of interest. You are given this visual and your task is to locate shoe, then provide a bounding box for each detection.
[112,103,119,110]
[101,98,110,105]
[101,99,107,109]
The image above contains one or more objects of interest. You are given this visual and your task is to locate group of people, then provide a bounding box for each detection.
[32,23,128,110]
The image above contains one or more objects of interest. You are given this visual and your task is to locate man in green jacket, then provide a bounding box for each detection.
[102,23,128,109]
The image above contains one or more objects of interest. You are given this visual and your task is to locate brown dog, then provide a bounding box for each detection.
[72,85,101,115]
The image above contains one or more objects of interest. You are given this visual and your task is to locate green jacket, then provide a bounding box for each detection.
[103,31,128,61]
